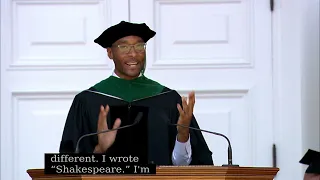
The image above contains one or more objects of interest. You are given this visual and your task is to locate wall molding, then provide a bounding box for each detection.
[149,0,254,70]
[10,91,76,180]
[271,0,307,179]
[7,0,112,71]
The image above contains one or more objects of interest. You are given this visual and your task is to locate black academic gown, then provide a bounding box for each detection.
[59,86,213,165]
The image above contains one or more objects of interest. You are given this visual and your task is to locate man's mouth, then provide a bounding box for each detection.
[126,62,138,67]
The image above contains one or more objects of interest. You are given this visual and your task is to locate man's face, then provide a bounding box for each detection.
[107,36,146,80]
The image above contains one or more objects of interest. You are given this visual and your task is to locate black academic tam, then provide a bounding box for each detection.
[59,87,214,166]
[300,149,320,174]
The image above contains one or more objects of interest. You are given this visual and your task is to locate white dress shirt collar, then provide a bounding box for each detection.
[112,70,142,78]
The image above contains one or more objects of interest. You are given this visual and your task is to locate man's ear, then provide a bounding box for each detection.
[106,48,113,59]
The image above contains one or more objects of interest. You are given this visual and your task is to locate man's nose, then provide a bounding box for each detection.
[128,47,137,56]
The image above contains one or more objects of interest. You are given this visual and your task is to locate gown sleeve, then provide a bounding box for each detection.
[59,93,88,153]
[188,114,214,165]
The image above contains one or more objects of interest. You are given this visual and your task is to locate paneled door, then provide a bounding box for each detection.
[130,0,274,168]
[1,0,275,180]
[0,0,129,180]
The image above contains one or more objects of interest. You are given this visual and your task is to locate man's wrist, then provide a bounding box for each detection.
[93,145,104,153]
[177,130,189,142]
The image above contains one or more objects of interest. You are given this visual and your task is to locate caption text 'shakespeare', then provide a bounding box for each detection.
[44,153,156,175]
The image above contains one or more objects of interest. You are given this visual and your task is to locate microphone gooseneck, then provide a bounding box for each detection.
[74,112,143,153]
[169,122,239,167]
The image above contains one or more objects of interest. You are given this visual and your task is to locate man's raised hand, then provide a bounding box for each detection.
[176,91,195,142]
[94,105,121,153]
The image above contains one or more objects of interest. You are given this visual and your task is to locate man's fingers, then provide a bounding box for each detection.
[177,104,185,117]
[182,96,188,112]
[98,105,108,131]
[113,118,121,129]
[189,91,195,114]
[104,104,109,114]
[189,91,195,104]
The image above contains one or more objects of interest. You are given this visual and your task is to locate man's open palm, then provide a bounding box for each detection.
[176,91,195,142]
[96,105,121,152]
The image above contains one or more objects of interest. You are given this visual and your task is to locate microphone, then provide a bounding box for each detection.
[74,112,143,153]
[166,118,239,167]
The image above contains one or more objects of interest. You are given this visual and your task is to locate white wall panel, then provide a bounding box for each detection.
[178,89,254,165]
[10,0,116,70]
[11,91,76,180]
[152,0,252,69]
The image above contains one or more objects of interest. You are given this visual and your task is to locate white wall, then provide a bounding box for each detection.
[0,0,318,180]
[301,0,320,154]
[273,0,320,179]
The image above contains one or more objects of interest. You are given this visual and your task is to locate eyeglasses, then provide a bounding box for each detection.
[114,43,146,54]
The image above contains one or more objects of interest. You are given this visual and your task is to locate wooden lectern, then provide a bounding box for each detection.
[27,166,279,180]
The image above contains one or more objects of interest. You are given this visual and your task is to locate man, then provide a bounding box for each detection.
[59,21,213,166]
[300,149,320,180]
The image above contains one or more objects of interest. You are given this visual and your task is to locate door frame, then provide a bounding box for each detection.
[272,0,318,179]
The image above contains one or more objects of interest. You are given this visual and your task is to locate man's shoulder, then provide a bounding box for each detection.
[139,76,181,96]
[72,87,102,100]
[161,86,179,95]
[71,89,92,102]
[158,86,183,104]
